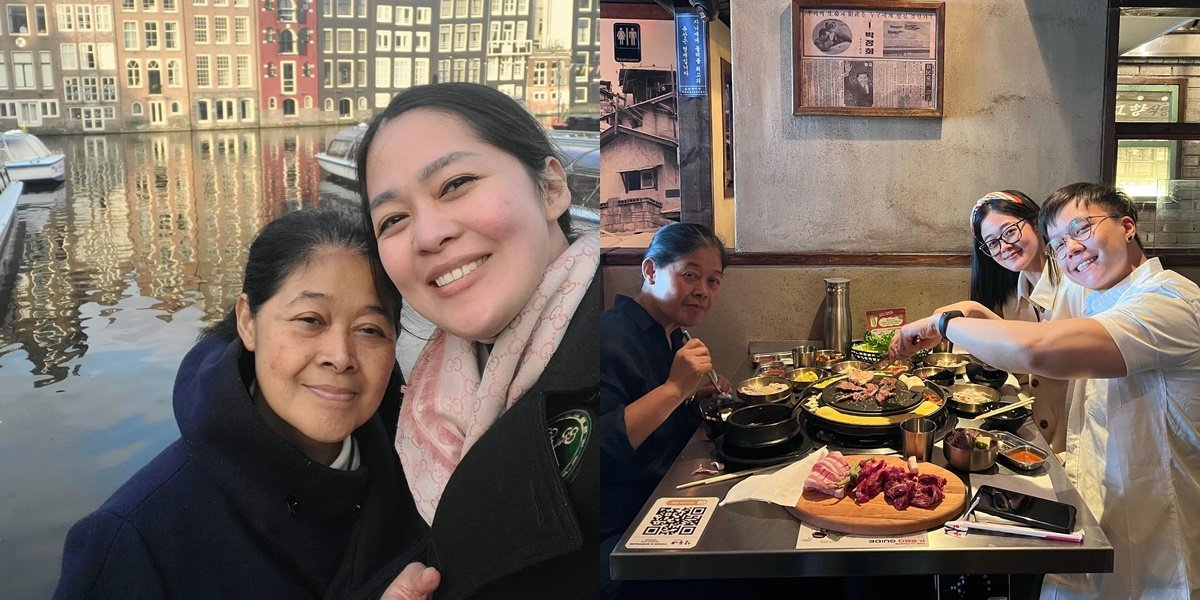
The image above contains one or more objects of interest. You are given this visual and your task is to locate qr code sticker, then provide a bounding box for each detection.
[625,497,719,549]
[643,506,707,536]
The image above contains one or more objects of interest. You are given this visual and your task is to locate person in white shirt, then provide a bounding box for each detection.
[890,182,1200,599]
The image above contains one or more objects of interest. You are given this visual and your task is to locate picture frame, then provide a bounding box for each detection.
[791,0,945,117]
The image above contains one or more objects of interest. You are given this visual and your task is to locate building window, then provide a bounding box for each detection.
[469,58,480,83]
[375,57,391,88]
[268,97,277,110]
[80,44,97,69]
[167,59,182,86]
[102,76,117,101]
[76,5,93,30]
[132,102,143,116]
[396,6,412,25]
[64,77,80,101]
[394,57,411,88]
[377,31,391,52]
[121,0,135,11]
[215,99,234,121]
[335,0,351,17]
[196,55,210,87]
[336,29,352,53]
[216,55,230,87]
[356,60,366,88]
[196,100,208,121]
[214,16,228,44]
[123,21,139,49]
[0,56,6,90]
[126,59,142,87]
[577,18,591,46]
[470,0,483,17]
[282,98,296,116]
[417,7,430,24]
[356,29,366,53]
[61,44,78,70]
[236,55,250,87]
[35,5,49,34]
[439,0,451,19]
[39,52,53,89]
[239,98,252,120]
[12,53,35,89]
[468,24,482,51]
[376,5,392,23]
[439,25,451,51]
[143,0,158,11]
[164,21,179,49]
[574,87,587,103]
[56,5,73,31]
[395,31,410,52]
[336,60,352,86]
[145,21,160,49]
[193,16,208,43]
[82,76,98,101]
[8,6,30,34]
[234,17,248,44]
[164,0,177,10]
[279,29,295,54]
[414,58,429,85]
[281,62,295,93]
[171,101,181,114]
[338,97,351,117]
[278,0,296,22]
[416,33,429,52]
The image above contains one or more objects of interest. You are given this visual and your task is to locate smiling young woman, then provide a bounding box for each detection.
[357,83,600,600]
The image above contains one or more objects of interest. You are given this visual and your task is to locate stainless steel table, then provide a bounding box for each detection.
[610,356,1114,581]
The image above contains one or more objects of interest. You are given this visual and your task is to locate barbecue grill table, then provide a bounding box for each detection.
[609,353,1115,582]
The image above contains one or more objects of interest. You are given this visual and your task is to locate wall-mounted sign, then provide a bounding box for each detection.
[675,12,708,98]
[614,23,641,63]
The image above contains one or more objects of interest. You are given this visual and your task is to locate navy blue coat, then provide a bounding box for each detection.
[54,336,426,599]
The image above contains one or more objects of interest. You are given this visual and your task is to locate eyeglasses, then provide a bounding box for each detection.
[1045,215,1119,260]
[978,219,1026,258]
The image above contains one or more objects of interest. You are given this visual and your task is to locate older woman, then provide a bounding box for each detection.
[600,222,728,598]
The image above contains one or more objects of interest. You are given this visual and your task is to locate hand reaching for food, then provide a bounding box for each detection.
[888,316,941,359]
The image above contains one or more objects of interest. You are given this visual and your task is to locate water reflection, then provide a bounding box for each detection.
[0,125,350,598]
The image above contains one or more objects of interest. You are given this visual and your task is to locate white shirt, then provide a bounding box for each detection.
[1041,257,1200,600]
[999,262,1083,452]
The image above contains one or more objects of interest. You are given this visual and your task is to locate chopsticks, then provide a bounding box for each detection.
[681,329,722,390]
[676,464,785,489]
[975,397,1035,420]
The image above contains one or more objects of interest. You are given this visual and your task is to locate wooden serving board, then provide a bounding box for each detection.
[787,456,966,535]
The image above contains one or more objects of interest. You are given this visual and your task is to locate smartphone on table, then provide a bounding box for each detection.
[972,485,1077,534]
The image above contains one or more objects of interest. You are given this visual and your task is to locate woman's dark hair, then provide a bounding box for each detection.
[968,190,1060,313]
[644,222,727,270]
[1038,182,1142,250]
[356,82,573,240]
[202,208,403,342]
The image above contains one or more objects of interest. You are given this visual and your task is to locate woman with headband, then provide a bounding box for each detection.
[922,190,1083,452]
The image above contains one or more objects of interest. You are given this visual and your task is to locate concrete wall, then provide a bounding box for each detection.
[732,0,1107,252]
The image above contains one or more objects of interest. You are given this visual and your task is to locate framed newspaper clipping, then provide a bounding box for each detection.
[792,0,945,117]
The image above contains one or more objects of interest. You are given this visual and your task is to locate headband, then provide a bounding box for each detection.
[970,191,1023,224]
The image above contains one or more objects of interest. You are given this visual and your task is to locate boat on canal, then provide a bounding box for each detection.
[0,130,66,183]
[315,123,367,182]
[0,165,25,244]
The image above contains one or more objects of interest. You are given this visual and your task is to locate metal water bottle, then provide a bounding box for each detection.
[824,277,852,354]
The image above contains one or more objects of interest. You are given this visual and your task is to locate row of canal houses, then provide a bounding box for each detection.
[0,0,600,133]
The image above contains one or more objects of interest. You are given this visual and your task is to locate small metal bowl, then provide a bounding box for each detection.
[813,349,847,369]
[735,376,793,405]
[966,362,1008,389]
[923,352,973,375]
[829,360,871,374]
[782,367,828,392]
[947,383,1001,415]
[756,361,787,377]
[942,427,999,472]
[997,444,1049,471]
[912,366,955,387]
[872,358,913,376]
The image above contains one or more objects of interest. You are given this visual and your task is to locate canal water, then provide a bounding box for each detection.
[0,125,435,598]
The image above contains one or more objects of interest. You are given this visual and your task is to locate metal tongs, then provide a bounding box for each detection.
[681,329,734,403]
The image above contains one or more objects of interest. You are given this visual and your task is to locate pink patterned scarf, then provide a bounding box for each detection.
[397,233,599,523]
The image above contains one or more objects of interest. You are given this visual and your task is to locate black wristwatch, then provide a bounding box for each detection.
[937,310,964,339]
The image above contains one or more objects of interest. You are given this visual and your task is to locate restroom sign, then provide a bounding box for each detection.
[614,22,641,63]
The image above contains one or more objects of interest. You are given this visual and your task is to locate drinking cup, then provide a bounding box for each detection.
[791,345,816,368]
[901,417,937,462]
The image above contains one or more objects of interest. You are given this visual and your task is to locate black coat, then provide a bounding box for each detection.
[54,336,426,600]
[425,276,600,600]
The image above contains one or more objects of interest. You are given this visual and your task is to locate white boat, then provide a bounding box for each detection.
[0,130,66,183]
[0,164,25,253]
[315,124,367,182]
